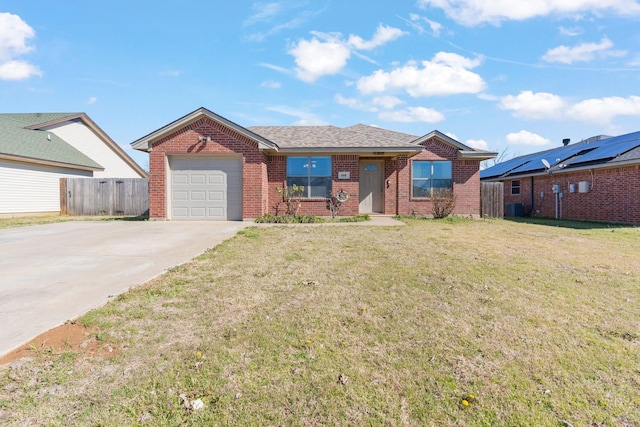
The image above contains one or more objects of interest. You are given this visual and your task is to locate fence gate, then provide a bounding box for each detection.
[60,178,149,216]
[480,182,504,219]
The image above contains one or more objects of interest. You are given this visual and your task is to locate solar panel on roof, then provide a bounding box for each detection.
[480,157,528,178]
[508,143,589,174]
[565,137,640,166]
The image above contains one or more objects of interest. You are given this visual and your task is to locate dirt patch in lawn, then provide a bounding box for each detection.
[0,322,119,366]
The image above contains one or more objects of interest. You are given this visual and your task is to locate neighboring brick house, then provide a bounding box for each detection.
[131,107,496,220]
[481,131,640,224]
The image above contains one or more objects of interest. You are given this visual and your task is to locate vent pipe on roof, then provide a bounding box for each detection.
[562,138,570,146]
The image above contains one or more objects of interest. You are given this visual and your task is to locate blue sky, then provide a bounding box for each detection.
[2,1,640,168]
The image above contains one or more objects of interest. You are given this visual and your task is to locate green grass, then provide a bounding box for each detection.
[1,218,639,426]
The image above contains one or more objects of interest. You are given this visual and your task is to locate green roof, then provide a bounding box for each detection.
[0,113,103,170]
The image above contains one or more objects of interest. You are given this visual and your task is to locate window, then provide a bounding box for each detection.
[511,180,521,195]
[412,160,452,198]
[287,156,331,198]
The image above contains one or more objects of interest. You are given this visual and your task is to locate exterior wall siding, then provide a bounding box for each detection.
[0,159,91,215]
[501,165,640,224]
[148,117,267,220]
[45,121,144,178]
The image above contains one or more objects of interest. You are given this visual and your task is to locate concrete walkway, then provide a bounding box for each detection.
[0,220,248,358]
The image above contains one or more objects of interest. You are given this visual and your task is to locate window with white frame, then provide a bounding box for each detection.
[286,156,332,198]
[412,160,452,198]
[511,180,521,195]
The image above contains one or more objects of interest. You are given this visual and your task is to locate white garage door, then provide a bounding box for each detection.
[169,156,242,220]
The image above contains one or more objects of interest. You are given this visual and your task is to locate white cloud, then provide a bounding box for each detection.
[378,106,445,123]
[405,13,444,36]
[243,2,317,42]
[506,130,551,146]
[567,96,640,124]
[243,2,282,26]
[0,13,41,80]
[0,60,41,80]
[260,80,281,89]
[288,25,406,82]
[499,91,640,125]
[288,32,351,82]
[542,37,626,64]
[334,94,377,112]
[417,0,640,26]
[348,24,407,50]
[499,91,566,119]
[357,52,485,97]
[372,96,404,109]
[466,139,489,150]
[87,97,97,105]
[559,26,583,36]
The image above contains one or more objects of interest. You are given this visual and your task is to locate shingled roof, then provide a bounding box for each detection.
[0,113,103,170]
[248,123,420,150]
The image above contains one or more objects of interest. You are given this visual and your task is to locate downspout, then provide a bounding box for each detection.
[530,176,534,215]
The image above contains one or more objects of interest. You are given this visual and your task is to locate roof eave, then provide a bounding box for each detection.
[458,150,498,160]
[0,153,105,172]
[272,146,424,157]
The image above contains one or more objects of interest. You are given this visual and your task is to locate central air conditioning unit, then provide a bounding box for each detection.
[578,181,590,193]
[506,202,525,217]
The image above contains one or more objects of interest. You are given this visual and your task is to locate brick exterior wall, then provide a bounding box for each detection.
[148,119,484,220]
[404,137,481,217]
[502,164,640,224]
[267,154,360,217]
[147,117,267,220]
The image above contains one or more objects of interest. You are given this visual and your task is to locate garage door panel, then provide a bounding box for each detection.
[208,174,225,185]
[169,157,242,220]
[190,174,207,185]
[174,191,188,201]
[173,174,188,184]
[208,191,224,201]
[191,191,206,201]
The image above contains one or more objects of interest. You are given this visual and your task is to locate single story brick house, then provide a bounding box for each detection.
[131,107,496,220]
[481,130,640,224]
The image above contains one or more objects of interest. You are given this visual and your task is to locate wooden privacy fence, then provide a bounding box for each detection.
[480,181,504,219]
[60,178,149,216]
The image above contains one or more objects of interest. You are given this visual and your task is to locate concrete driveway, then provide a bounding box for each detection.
[0,220,249,358]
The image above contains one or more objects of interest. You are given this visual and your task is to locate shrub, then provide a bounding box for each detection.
[431,189,457,219]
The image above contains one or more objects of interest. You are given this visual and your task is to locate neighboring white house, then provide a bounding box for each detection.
[0,113,147,215]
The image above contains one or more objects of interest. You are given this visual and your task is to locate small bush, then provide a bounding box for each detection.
[431,189,457,219]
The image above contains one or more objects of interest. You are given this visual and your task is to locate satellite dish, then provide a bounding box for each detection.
[541,159,550,169]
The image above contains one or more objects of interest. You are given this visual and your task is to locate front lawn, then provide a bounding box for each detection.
[1,218,638,426]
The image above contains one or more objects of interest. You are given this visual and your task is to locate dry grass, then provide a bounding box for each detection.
[0,215,147,229]
[1,218,639,426]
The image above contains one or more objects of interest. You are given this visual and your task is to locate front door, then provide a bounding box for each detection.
[359,160,384,214]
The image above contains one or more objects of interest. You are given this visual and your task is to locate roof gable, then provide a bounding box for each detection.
[131,107,277,152]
